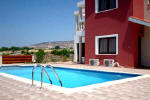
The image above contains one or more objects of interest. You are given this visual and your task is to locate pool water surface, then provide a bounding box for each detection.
[0,66,140,88]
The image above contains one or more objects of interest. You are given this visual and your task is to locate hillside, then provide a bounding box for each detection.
[29,40,74,49]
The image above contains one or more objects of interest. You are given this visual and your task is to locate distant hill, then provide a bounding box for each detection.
[28,40,74,49]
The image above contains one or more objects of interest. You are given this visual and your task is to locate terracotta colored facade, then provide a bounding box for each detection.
[85,0,149,68]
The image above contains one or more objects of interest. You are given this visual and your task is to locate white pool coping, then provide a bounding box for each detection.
[0,65,150,95]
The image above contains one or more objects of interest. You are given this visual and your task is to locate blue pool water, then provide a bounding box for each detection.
[0,66,140,88]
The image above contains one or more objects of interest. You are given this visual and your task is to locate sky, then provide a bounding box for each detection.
[0,0,81,47]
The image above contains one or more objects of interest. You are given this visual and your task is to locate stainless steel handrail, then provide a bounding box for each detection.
[32,64,52,88]
[32,65,36,86]
[32,64,62,88]
[40,65,52,88]
[48,65,63,87]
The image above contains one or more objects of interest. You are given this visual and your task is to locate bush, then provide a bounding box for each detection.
[51,58,58,62]
[2,53,9,55]
[21,50,31,55]
[35,49,45,63]
[0,47,9,51]
[51,49,70,57]
[0,46,32,52]
[62,56,67,62]
[10,46,20,51]
[55,46,60,49]
[69,50,74,54]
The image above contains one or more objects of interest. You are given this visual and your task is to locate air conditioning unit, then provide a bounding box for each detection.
[89,59,100,66]
[103,59,114,67]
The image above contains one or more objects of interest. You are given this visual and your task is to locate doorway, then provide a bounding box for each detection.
[141,27,150,68]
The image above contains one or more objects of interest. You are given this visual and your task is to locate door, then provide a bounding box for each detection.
[141,27,150,67]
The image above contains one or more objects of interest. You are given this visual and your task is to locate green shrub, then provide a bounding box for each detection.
[2,53,9,55]
[51,58,58,62]
[69,50,74,54]
[55,46,60,49]
[51,49,70,57]
[0,46,32,52]
[35,49,45,63]
[62,56,67,62]
[21,50,31,55]
[0,47,9,51]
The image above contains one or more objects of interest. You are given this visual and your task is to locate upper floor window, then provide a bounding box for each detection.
[95,0,118,13]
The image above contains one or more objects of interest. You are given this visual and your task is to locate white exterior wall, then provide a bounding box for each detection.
[74,31,85,62]
[74,36,78,62]
[141,27,150,67]
[0,56,2,65]
[144,0,150,21]
[74,0,85,63]
[141,0,150,67]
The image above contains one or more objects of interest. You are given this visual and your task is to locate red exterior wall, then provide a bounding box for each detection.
[133,0,144,19]
[85,0,144,68]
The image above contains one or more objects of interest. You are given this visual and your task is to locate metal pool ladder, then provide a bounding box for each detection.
[32,64,62,88]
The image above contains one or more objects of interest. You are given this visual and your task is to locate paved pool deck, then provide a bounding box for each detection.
[0,63,150,100]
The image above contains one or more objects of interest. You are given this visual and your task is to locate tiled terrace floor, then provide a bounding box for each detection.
[0,63,150,100]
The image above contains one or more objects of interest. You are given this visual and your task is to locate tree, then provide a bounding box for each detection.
[0,47,9,51]
[55,46,60,49]
[51,49,70,57]
[22,47,31,50]
[10,46,20,51]
[35,49,45,63]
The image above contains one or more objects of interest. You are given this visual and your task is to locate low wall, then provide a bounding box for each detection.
[2,55,33,64]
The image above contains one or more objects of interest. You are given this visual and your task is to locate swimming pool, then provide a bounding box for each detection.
[0,66,140,88]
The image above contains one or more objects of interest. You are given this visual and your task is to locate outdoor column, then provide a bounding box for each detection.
[0,56,2,65]
[32,55,36,63]
[74,36,78,62]
[79,36,82,64]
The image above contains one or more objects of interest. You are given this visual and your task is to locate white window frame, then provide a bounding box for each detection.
[95,0,118,13]
[95,34,118,55]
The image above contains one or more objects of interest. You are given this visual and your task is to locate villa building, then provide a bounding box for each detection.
[74,0,150,68]
[74,0,85,64]
[85,0,150,68]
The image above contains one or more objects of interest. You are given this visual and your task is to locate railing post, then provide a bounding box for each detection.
[32,69,34,86]
[41,67,43,88]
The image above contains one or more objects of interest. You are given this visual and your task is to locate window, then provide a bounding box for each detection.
[95,34,118,55]
[99,37,116,54]
[95,0,118,13]
[148,0,150,4]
